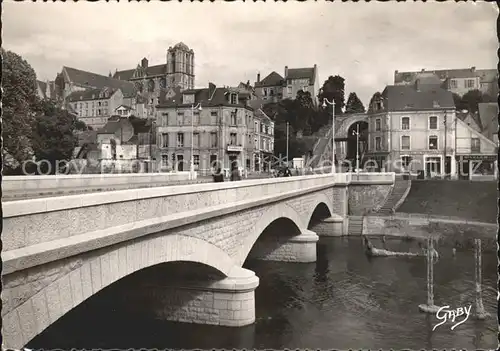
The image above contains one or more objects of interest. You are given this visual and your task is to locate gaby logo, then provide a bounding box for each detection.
[433,305,472,331]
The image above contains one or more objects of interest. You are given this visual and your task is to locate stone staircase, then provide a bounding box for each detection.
[348,215,364,235]
[376,177,412,214]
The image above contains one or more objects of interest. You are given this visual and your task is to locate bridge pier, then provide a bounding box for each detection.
[120,265,259,327]
[309,214,346,236]
[248,229,319,263]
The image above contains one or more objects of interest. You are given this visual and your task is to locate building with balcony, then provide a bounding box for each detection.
[155,83,258,174]
[366,83,497,179]
[394,67,498,97]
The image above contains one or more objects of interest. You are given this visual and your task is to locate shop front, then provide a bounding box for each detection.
[456,154,497,181]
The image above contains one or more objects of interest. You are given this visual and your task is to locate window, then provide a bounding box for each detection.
[177,112,184,125]
[254,137,258,148]
[230,111,237,125]
[375,137,381,151]
[230,133,237,145]
[230,93,238,104]
[270,89,274,96]
[401,156,412,168]
[450,79,457,89]
[254,120,259,132]
[177,133,184,147]
[401,117,410,130]
[260,123,264,133]
[375,118,381,131]
[161,113,169,127]
[193,133,200,148]
[428,135,438,150]
[210,132,218,147]
[471,138,481,153]
[193,112,200,125]
[161,133,168,148]
[401,135,410,150]
[210,111,218,124]
[287,86,292,94]
[161,154,169,167]
[466,79,475,88]
[263,88,268,97]
[429,116,438,130]
[193,155,199,170]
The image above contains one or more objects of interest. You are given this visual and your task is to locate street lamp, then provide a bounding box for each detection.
[286,122,289,167]
[191,103,202,173]
[322,98,336,173]
[352,123,360,176]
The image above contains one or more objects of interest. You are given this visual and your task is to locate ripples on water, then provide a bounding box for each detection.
[29,237,498,350]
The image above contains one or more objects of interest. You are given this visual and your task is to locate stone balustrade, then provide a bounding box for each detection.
[3,172,195,194]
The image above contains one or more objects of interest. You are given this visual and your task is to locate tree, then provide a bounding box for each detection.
[367,92,383,113]
[31,100,79,174]
[452,93,464,111]
[2,49,39,172]
[459,89,494,114]
[345,92,366,113]
[318,75,345,116]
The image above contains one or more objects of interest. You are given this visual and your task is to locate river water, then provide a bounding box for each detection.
[29,237,498,350]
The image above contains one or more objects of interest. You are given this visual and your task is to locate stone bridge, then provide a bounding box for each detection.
[2,172,395,349]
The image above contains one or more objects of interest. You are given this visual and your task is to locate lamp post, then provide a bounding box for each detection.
[352,123,360,176]
[191,103,202,174]
[286,122,289,167]
[322,98,336,173]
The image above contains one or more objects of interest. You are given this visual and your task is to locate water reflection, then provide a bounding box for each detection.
[29,237,497,350]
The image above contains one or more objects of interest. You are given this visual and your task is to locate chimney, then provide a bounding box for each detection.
[141,57,148,69]
[395,70,398,74]
[471,66,476,72]
[257,73,260,83]
[285,66,289,78]
[421,68,425,73]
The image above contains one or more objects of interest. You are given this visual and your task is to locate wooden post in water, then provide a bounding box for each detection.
[474,238,489,320]
[419,236,440,313]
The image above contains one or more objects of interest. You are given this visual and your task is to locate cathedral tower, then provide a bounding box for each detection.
[166,42,195,90]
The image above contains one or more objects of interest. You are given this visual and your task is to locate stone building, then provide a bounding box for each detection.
[67,87,146,130]
[54,66,136,102]
[394,67,498,97]
[254,65,320,105]
[113,42,195,119]
[253,108,275,172]
[365,82,497,180]
[155,83,260,174]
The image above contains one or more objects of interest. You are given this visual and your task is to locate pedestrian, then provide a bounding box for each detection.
[213,168,224,182]
[230,166,241,181]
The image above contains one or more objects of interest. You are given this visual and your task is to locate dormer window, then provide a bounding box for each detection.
[229,93,238,104]
[183,93,195,104]
[433,100,440,108]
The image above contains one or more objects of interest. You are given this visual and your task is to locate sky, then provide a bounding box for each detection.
[3,0,498,105]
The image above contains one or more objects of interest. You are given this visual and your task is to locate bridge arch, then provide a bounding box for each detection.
[236,203,304,265]
[335,114,368,139]
[307,202,333,229]
[305,193,334,228]
[9,234,238,347]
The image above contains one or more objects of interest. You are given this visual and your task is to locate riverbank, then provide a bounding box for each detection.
[397,180,497,224]
[363,213,497,252]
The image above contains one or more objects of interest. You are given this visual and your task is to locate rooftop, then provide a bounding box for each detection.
[381,84,455,112]
[63,66,136,97]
